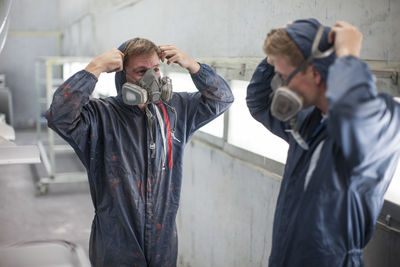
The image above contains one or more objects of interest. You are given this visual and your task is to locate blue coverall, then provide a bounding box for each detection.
[246,56,400,267]
[46,61,233,266]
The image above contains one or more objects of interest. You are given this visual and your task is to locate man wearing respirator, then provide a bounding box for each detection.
[246,19,400,266]
[46,38,233,267]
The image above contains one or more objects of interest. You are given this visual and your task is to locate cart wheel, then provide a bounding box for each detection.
[36,182,49,196]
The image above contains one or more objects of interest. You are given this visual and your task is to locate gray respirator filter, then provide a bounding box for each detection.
[270,88,303,121]
[270,74,303,121]
[122,69,172,106]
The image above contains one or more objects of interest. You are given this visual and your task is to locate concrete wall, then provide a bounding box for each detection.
[178,139,281,266]
[62,0,399,61]
[0,0,61,128]
[58,0,93,56]
[1,0,399,126]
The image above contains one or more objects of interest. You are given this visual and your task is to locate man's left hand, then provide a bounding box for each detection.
[158,45,200,74]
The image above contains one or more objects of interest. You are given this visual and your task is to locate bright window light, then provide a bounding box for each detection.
[168,72,224,138]
[168,72,197,93]
[63,62,117,97]
[63,62,88,81]
[199,115,224,138]
[385,163,400,205]
[94,72,117,97]
[385,97,400,205]
[228,80,288,164]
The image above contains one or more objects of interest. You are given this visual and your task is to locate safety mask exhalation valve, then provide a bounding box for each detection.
[122,68,172,106]
[270,24,334,121]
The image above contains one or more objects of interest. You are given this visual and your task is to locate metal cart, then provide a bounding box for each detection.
[34,57,92,195]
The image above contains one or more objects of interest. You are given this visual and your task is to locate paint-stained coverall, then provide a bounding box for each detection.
[46,46,233,266]
[247,55,400,266]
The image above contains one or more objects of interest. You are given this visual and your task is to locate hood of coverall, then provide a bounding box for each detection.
[115,39,162,100]
[115,40,128,98]
[284,18,336,82]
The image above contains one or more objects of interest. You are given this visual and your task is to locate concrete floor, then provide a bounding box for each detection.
[2,129,399,267]
[0,129,93,258]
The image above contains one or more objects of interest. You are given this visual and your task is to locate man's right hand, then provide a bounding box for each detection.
[85,48,124,78]
[328,21,363,58]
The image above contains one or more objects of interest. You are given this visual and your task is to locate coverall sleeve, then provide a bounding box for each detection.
[246,58,291,142]
[45,70,97,168]
[183,63,234,140]
[326,56,400,165]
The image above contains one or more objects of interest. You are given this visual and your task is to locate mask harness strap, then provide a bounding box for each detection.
[153,104,167,169]
[156,102,173,169]
[145,106,156,158]
[163,102,180,143]
[285,118,310,150]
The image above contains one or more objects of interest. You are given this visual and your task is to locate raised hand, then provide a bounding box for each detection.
[158,44,200,74]
[328,21,363,58]
[85,48,124,78]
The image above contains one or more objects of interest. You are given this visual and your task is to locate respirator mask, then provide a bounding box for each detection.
[122,68,172,105]
[270,24,334,121]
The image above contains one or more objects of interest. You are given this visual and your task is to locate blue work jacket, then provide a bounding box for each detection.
[246,56,400,267]
[46,63,233,267]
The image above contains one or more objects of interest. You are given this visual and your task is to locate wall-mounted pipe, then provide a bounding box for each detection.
[0,0,13,54]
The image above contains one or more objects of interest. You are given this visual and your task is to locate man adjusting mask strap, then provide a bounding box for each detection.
[122,68,173,106]
[270,24,334,121]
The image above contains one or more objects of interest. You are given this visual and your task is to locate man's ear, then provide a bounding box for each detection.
[311,65,323,85]
[266,56,274,66]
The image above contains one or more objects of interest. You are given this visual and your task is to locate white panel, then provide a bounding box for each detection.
[228,80,288,164]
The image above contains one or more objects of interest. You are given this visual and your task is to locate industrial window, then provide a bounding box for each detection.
[61,60,400,206]
[228,79,288,164]
[385,164,400,205]
[385,97,400,205]
[63,62,117,98]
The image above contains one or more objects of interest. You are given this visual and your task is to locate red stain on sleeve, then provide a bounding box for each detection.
[61,84,72,98]
[110,178,120,189]
[156,223,162,230]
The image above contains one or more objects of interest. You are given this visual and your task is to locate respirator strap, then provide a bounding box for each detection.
[145,107,156,158]
[286,129,310,150]
[285,118,309,150]
[156,102,173,169]
[154,104,167,169]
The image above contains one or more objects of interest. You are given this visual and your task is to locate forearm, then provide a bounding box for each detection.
[246,59,274,121]
[190,63,234,105]
[326,56,400,162]
[326,56,375,112]
[46,70,97,132]
[182,63,233,138]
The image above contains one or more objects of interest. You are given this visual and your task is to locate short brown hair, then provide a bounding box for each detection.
[263,29,305,67]
[122,38,161,67]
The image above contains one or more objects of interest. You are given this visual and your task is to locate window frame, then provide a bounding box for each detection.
[165,57,400,203]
